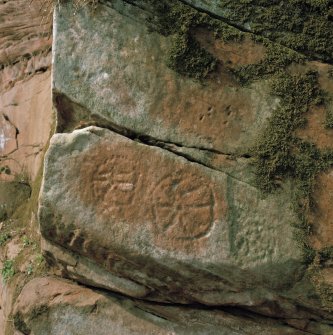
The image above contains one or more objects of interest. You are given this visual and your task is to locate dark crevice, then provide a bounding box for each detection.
[53,92,253,174]
[131,138,257,187]
[35,66,49,73]
[0,49,51,72]
[83,124,259,188]
[42,239,332,333]
[134,305,170,322]
[49,273,328,335]
[80,118,242,159]
[87,126,257,185]
[42,238,152,294]
[3,113,19,136]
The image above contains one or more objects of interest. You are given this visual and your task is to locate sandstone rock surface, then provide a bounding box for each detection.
[13,276,327,335]
[38,126,326,320]
[53,2,277,154]
[0,0,52,333]
[43,0,333,328]
[179,0,333,62]
[1,0,332,333]
[0,0,52,182]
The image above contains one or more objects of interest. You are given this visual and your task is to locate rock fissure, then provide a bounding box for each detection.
[56,93,251,159]
[56,274,331,334]
[132,304,321,335]
[0,112,18,157]
[0,45,51,69]
[73,124,256,186]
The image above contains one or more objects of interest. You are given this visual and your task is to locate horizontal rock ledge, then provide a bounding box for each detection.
[14,276,328,335]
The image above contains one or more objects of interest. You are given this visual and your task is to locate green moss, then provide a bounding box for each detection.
[167,33,217,80]
[317,284,333,309]
[0,181,31,221]
[251,70,333,264]
[12,167,43,228]
[143,0,243,40]
[13,312,30,335]
[318,246,333,264]
[325,109,333,128]
[126,0,330,83]
[209,0,333,62]
[2,259,15,282]
[30,305,48,320]
[233,40,304,84]
[0,233,12,246]
[0,165,11,175]
[131,0,242,79]
[328,68,333,79]
[254,71,327,192]
[0,206,7,221]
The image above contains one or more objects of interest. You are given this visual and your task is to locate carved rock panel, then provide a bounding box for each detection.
[39,127,303,308]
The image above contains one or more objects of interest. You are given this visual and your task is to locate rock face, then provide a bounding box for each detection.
[180,0,333,62]
[39,127,303,311]
[0,0,52,333]
[53,1,277,154]
[14,276,319,335]
[0,0,52,182]
[35,0,333,332]
[2,0,333,334]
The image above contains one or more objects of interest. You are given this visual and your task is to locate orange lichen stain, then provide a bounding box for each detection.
[309,170,333,250]
[195,30,266,68]
[321,268,333,286]
[145,32,269,152]
[296,106,333,150]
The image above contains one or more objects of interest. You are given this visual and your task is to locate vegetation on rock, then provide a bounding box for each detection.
[232,39,304,84]
[126,0,333,306]
[2,259,15,282]
[126,0,243,79]
[206,0,333,63]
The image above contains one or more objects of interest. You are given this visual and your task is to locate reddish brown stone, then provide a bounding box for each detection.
[77,141,227,253]
[39,127,306,316]
[296,106,333,150]
[310,170,333,249]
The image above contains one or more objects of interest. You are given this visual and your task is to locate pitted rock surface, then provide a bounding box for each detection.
[52,2,278,154]
[1,0,331,333]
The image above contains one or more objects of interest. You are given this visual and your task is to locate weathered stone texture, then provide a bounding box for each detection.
[13,276,326,335]
[53,2,277,154]
[0,71,53,182]
[38,127,318,318]
[0,1,53,334]
[38,0,333,330]
[0,0,52,182]
[1,0,332,333]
